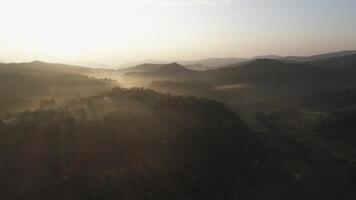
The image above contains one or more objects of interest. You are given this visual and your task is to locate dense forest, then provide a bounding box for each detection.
[1,52,356,199]
[1,87,353,200]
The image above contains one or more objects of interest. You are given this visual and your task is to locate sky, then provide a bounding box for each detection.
[0,0,356,66]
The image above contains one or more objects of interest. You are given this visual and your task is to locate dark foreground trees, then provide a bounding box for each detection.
[0,88,258,199]
[0,88,353,200]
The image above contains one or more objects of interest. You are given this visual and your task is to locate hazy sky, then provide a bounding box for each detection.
[0,0,356,66]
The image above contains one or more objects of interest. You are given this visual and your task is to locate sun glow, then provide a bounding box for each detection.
[1,0,356,65]
[0,0,174,63]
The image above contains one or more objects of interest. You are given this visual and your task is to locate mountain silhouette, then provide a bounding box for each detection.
[125,63,198,80]
[284,50,356,62]
[119,50,356,70]
[309,53,356,69]
[0,61,91,75]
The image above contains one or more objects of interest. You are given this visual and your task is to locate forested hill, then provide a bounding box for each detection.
[123,57,356,88]
[125,63,199,79]
[203,59,322,85]
[0,61,112,114]
[0,88,257,199]
[309,53,356,71]
[0,61,91,75]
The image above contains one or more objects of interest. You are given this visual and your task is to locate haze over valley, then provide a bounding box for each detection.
[1,0,356,199]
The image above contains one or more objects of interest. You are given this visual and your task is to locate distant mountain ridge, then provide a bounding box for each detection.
[0,60,92,75]
[178,57,248,67]
[121,50,356,70]
[125,55,356,89]
[284,50,356,62]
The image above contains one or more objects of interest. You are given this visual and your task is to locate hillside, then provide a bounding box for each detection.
[181,63,210,71]
[202,59,324,86]
[118,63,165,73]
[146,63,195,75]
[285,50,356,62]
[308,53,356,83]
[310,53,356,69]
[0,88,258,199]
[123,58,356,90]
[0,61,91,75]
[119,50,356,71]
[0,61,112,113]
[125,63,199,80]
[201,56,356,86]
[178,57,248,67]
[0,87,347,199]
